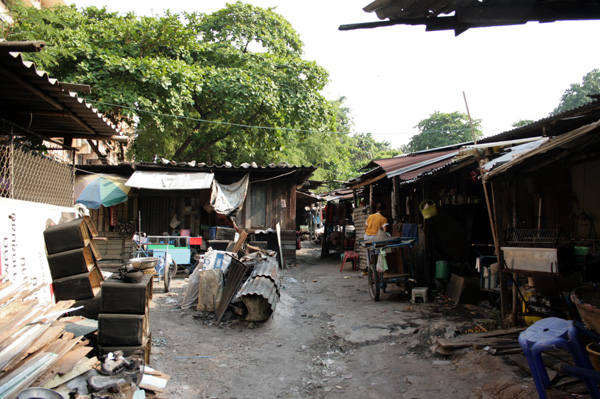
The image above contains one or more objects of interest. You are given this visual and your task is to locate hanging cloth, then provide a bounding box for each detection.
[208,174,250,217]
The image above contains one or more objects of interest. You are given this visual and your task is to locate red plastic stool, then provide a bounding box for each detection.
[340,251,359,272]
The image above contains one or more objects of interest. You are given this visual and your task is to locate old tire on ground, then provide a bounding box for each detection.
[368,265,380,301]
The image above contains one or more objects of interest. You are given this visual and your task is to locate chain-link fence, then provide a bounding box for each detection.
[0,119,75,207]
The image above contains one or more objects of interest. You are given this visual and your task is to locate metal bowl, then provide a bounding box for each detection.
[128,257,159,270]
[17,387,64,399]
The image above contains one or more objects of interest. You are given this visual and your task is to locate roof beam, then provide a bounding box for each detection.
[340,4,600,34]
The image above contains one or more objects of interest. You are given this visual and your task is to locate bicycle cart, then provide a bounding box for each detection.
[362,224,419,301]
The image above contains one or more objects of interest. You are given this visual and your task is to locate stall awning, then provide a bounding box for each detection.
[125,171,214,190]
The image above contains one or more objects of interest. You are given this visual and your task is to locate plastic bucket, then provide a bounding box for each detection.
[420,200,437,219]
[435,260,450,280]
[180,229,191,236]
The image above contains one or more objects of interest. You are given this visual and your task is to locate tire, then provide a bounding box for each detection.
[368,265,380,301]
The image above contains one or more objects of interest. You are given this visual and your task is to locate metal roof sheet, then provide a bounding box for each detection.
[125,171,214,190]
[483,119,600,180]
[77,161,317,183]
[0,50,122,141]
[341,0,600,35]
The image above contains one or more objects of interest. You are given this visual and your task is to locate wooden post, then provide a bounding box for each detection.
[491,182,511,319]
[392,176,399,224]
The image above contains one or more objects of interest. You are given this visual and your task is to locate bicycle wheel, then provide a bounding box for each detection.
[367,264,380,301]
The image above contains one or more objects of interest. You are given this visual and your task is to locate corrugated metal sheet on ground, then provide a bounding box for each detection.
[215,257,250,324]
[235,276,280,312]
[249,259,278,283]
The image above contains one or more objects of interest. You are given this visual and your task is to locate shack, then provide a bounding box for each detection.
[345,98,600,323]
[75,161,316,268]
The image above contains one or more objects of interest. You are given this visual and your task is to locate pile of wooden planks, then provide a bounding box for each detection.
[435,327,526,356]
[0,278,98,399]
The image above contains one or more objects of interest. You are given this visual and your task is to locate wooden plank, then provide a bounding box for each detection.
[232,230,248,254]
[48,345,92,375]
[42,356,99,389]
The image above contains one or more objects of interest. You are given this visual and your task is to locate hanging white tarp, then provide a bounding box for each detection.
[209,174,249,216]
[125,171,214,190]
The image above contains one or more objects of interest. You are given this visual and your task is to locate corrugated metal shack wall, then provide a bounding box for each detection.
[353,208,368,269]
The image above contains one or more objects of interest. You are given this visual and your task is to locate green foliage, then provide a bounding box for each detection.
[512,119,534,128]
[3,2,401,190]
[3,2,335,165]
[405,111,482,152]
[552,69,600,115]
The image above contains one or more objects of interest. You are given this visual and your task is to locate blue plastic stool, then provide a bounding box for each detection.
[518,317,600,399]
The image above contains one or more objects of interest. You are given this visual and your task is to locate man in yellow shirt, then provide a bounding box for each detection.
[364,203,389,241]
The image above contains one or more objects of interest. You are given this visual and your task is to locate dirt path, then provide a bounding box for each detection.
[148,242,536,398]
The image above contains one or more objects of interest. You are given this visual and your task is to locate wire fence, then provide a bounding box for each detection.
[0,118,75,207]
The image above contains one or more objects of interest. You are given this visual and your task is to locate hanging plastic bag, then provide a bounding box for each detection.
[376,249,388,272]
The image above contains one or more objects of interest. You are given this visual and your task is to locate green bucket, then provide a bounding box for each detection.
[435,260,450,280]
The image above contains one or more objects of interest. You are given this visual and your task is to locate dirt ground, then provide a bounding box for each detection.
[148,242,539,399]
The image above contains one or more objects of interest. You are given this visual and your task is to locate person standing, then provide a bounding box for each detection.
[364,203,389,241]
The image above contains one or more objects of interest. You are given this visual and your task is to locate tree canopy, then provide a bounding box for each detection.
[512,119,534,128]
[403,111,482,152]
[3,2,340,165]
[552,69,600,115]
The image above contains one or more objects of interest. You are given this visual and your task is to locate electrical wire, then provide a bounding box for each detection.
[82,98,479,137]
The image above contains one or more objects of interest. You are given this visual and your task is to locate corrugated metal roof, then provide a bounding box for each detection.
[341,0,600,35]
[479,98,600,145]
[77,161,317,182]
[348,149,458,187]
[483,119,600,180]
[0,50,122,141]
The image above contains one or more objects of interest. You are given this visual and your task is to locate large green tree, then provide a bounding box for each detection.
[3,2,338,165]
[552,69,600,115]
[404,111,482,152]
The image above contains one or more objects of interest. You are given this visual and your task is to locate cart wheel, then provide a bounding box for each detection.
[168,259,178,278]
[367,265,380,301]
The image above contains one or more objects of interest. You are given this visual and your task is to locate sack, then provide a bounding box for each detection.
[376,249,388,272]
[203,250,234,274]
[181,265,202,309]
[197,269,224,312]
[375,229,388,241]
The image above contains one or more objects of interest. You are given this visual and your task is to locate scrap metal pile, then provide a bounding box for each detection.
[181,246,281,324]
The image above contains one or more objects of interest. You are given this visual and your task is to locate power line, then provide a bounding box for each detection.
[83,98,479,137]
[86,99,353,136]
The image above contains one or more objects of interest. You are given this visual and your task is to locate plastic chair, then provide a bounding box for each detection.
[518,317,600,399]
[340,251,360,272]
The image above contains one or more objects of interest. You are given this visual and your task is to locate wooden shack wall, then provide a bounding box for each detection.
[239,176,296,230]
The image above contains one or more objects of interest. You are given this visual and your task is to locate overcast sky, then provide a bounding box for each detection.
[70,0,600,148]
